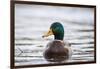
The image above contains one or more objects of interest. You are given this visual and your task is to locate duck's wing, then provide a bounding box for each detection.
[64,41,72,59]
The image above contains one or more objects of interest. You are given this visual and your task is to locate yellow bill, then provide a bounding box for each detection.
[42,29,53,38]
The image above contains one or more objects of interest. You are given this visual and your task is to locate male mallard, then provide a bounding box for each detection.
[42,22,72,62]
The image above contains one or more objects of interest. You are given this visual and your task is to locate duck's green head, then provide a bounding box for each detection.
[42,22,64,40]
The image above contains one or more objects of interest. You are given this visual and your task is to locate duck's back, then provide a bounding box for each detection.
[43,40,69,62]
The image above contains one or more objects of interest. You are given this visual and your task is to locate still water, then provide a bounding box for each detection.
[15,4,95,66]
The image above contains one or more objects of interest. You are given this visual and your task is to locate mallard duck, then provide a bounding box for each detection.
[42,22,72,62]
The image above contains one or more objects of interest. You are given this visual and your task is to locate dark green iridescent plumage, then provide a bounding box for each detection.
[50,22,64,40]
